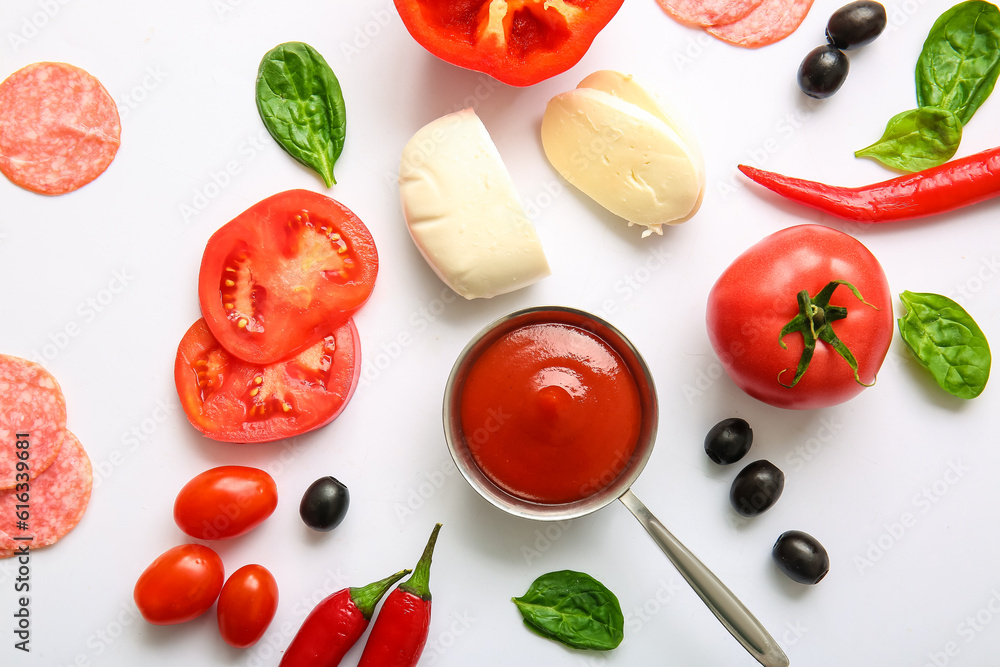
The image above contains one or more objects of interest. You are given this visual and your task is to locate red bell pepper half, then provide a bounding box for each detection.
[393,0,624,87]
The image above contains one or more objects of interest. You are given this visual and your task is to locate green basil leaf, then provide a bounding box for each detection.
[855,107,962,172]
[915,0,1000,125]
[256,42,346,187]
[512,570,624,651]
[897,291,991,399]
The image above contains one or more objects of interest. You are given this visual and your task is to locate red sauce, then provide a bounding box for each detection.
[458,322,642,504]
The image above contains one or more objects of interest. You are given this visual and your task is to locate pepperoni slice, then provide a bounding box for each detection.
[0,355,67,489]
[706,0,815,48]
[0,431,92,555]
[656,0,763,27]
[0,62,121,195]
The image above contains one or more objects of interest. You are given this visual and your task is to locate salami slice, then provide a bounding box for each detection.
[0,431,92,555]
[707,0,815,48]
[0,62,121,195]
[657,0,763,28]
[0,355,67,489]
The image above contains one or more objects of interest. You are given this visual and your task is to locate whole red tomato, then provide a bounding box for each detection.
[706,224,893,410]
[134,544,225,625]
[217,564,279,648]
[173,466,278,540]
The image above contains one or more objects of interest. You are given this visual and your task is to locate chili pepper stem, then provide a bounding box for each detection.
[399,523,442,601]
[350,569,412,620]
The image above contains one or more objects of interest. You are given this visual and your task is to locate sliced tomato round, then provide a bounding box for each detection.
[199,189,378,364]
[394,0,625,87]
[175,318,361,443]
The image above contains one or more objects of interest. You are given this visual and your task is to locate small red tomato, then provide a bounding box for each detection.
[134,544,225,625]
[217,564,279,648]
[173,466,278,540]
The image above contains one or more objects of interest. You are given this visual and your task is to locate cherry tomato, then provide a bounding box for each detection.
[198,189,378,365]
[217,564,279,648]
[173,466,278,539]
[174,318,361,443]
[394,0,625,87]
[706,225,892,410]
[134,544,225,625]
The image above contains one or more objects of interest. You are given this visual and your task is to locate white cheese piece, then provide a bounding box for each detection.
[399,109,550,300]
[541,72,705,235]
[577,70,706,204]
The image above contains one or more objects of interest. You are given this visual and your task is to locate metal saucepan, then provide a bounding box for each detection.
[443,306,788,667]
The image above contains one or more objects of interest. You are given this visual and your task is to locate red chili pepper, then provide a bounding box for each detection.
[279,569,410,667]
[738,145,1000,223]
[357,524,442,667]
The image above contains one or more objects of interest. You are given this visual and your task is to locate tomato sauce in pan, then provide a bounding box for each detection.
[458,322,642,504]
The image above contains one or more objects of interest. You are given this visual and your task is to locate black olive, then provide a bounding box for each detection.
[798,45,850,99]
[299,476,350,532]
[704,417,753,465]
[772,530,830,585]
[730,460,784,517]
[826,1,887,50]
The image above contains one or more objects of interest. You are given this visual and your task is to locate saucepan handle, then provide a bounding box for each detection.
[618,488,789,667]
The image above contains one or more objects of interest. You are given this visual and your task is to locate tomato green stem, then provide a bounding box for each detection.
[778,280,878,388]
[398,523,442,601]
[350,569,412,620]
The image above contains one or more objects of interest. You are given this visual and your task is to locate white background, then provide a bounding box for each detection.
[2,0,999,666]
